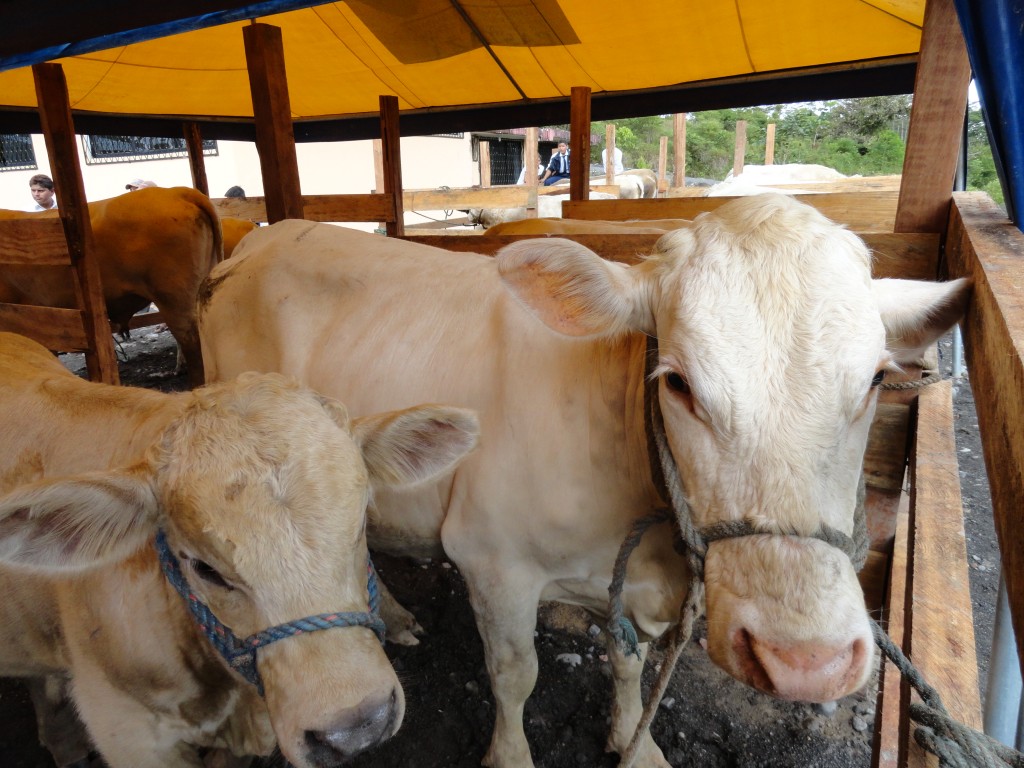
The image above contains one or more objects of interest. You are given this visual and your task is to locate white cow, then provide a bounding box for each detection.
[0,332,478,768]
[198,194,971,768]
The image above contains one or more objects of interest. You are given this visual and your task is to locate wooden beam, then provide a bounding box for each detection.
[33,63,118,384]
[379,94,405,237]
[0,217,72,265]
[570,86,591,202]
[0,304,89,350]
[303,194,395,223]
[673,113,687,187]
[658,136,668,197]
[479,140,491,188]
[733,119,747,177]
[243,23,303,224]
[894,0,971,233]
[605,124,616,182]
[765,123,776,165]
[183,122,209,197]
[945,192,1024,671]
[905,380,982,767]
[525,126,539,218]
[399,231,934,279]
[564,192,902,232]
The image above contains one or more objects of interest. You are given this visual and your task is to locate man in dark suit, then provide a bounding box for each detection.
[540,141,570,186]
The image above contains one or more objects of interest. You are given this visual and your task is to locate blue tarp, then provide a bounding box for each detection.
[954,0,1024,230]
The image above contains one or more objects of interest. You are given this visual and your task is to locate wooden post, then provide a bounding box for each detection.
[605,124,616,182]
[569,86,591,202]
[183,122,209,196]
[32,63,118,384]
[733,120,747,178]
[765,123,776,165]
[894,0,971,234]
[379,95,405,237]
[658,136,668,197]
[673,113,687,188]
[525,126,539,218]
[479,140,491,188]
[243,23,303,223]
[372,138,386,232]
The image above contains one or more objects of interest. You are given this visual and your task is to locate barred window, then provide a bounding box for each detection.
[84,135,217,164]
[0,134,38,171]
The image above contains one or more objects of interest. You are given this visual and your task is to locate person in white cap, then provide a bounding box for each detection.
[126,178,156,191]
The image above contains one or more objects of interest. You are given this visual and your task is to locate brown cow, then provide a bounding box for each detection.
[0,186,223,386]
[0,331,479,767]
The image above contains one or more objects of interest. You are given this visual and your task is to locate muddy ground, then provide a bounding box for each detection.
[0,328,999,768]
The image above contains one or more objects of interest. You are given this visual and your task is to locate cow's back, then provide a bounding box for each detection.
[201,221,654,556]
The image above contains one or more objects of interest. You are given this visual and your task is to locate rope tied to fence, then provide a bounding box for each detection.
[872,621,1024,768]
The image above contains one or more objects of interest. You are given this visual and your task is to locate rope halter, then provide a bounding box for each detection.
[155,529,386,696]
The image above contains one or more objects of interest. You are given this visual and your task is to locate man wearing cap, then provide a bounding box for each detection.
[126,179,156,191]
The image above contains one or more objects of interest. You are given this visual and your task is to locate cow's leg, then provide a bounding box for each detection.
[604,640,671,768]
[377,577,424,646]
[460,564,541,768]
[70,679,204,768]
[26,676,96,768]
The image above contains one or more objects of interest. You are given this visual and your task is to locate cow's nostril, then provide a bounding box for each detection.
[732,628,776,695]
[303,689,399,765]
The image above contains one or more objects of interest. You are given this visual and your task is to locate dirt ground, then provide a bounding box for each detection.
[0,327,1000,768]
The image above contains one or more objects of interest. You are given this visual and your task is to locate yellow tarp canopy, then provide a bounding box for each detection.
[0,1,924,122]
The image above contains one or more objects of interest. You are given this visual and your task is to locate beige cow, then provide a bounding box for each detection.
[198,195,971,768]
[0,332,478,768]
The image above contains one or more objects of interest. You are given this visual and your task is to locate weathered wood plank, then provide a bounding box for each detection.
[569,86,591,202]
[945,191,1024,672]
[873,490,910,768]
[865,403,911,493]
[0,217,71,265]
[127,310,165,331]
[404,232,937,279]
[894,0,971,234]
[379,95,404,237]
[243,23,303,223]
[303,194,396,223]
[33,62,118,385]
[564,191,900,231]
[0,303,88,350]
[905,380,982,768]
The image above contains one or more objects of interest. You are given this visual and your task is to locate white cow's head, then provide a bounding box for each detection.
[497,193,970,703]
[0,373,479,767]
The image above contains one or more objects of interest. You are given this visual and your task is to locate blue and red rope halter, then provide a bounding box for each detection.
[155,529,386,696]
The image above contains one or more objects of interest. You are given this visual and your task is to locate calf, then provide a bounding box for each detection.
[0,332,478,767]
[198,194,971,767]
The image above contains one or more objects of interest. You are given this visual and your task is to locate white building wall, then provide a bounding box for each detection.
[0,132,480,224]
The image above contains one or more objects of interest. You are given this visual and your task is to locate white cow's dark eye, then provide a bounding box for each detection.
[665,371,691,396]
[190,558,234,590]
[871,370,886,388]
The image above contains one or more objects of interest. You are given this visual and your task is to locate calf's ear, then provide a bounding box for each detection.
[497,238,651,337]
[352,405,480,489]
[873,277,973,364]
[0,467,159,573]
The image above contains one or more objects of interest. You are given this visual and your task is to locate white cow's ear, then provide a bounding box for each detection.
[353,405,480,489]
[497,238,651,337]
[873,277,973,363]
[0,467,159,573]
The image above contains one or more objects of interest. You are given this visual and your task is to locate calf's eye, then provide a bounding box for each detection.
[871,370,886,388]
[190,558,234,590]
[665,371,691,396]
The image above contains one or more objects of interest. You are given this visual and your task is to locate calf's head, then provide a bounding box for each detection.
[497,193,970,703]
[0,373,479,767]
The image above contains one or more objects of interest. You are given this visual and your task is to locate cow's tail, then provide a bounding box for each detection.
[186,187,226,268]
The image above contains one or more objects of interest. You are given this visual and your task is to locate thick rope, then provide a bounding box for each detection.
[155,529,386,696]
[880,370,944,391]
[872,621,1024,768]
